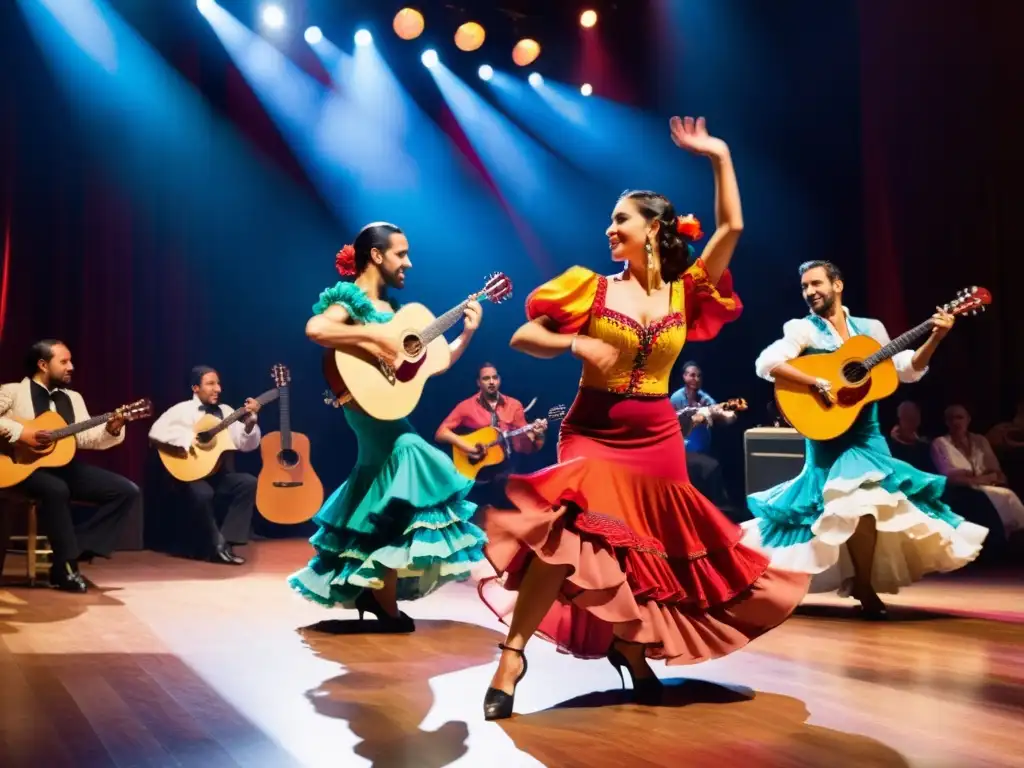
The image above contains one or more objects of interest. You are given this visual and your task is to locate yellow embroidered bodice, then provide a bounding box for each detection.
[525,260,742,397]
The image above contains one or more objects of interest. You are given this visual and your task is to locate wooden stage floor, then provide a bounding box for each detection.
[2,539,1023,768]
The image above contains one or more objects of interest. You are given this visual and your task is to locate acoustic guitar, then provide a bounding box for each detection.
[157,387,280,483]
[256,364,324,524]
[676,397,748,421]
[0,398,153,488]
[452,404,568,481]
[775,286,991,441]
[322,273,514,421]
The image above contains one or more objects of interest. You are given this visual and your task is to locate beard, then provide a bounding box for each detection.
[807,291,836,316]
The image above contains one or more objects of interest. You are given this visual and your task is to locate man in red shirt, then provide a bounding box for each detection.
[435,362,547,506]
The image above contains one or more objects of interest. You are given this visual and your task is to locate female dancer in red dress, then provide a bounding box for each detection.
[478,117,811,720]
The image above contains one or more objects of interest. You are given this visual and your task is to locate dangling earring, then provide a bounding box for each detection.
[642,240,656,295]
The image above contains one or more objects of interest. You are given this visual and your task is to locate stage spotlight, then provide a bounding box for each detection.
[393,8,425,40]
[355,29,373,46]
[478,64,494,81]
[580,83,593,96]
[260,3,285,30]
[512,38,541,67]
[528,72,543,87]
[196,0,216,15]
[304,26,322,44]
[580,10,598,28]
[455,21,486,52]
[421,49,439,68]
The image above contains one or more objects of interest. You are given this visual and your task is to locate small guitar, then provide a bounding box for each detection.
[0,399,153,488]
[775,286,991,441]
[322,273,514,421]
[256,364,324,525]
[675,397,748,419]
[452,404,568,482]
[157,387,280,483]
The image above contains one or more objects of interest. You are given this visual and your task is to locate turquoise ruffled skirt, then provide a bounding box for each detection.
[741,405,987,595]
[288,409,486,607]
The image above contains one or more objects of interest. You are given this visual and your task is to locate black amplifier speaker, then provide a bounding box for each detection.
[743,427,806,495]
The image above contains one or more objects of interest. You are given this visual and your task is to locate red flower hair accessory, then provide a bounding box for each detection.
[335,244,356,277]
[676,214,703,240]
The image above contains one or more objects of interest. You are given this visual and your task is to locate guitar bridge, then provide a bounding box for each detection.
[272,481,303,488]
[378,359,396,384]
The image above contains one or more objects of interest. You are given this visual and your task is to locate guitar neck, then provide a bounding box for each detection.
[488,418,564,449]
[207,389,279,437]
[863,319,933,371]
[279,385,292,450]
[420,292,484,345]
[50,411,115,440]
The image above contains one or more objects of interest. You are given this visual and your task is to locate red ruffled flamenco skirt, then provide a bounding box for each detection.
[478,389,810,664]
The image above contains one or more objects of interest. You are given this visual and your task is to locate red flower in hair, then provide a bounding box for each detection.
[676,214,703,241]
[335,244,356,277]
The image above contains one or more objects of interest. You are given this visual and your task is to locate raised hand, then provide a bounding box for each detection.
[669,116,729,159]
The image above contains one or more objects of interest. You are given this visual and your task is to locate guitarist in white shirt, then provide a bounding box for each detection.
[148,366,261,565]
[0,340,139,593]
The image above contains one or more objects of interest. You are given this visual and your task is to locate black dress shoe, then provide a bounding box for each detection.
[212,543,245,565]
[49,562,88,593]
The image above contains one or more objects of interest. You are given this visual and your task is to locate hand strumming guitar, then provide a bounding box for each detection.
[358,325,403,366]
[571,335,620,374]
[19,428,53,448]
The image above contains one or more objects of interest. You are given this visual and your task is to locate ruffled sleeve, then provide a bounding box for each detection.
[524,266,600,335]
[682,258,743,342]
[312,281,392,323]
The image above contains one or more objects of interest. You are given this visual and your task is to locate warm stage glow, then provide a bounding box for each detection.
[393,8,425,40]
[454,21,485,52]
[581,83,593,96]
[512,39,540,67]
[580,10,598,28]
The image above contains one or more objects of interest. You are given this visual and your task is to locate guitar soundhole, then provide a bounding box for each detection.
[842,361,868,384]
[402,333,423,357]
[277,449,300,469]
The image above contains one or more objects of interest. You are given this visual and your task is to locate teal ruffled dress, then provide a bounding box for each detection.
[741,313,987,596]
[287,282,487,607]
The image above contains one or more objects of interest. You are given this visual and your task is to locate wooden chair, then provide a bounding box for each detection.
[0,490,51,585]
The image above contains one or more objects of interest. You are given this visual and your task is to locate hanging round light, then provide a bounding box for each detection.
[511,38,540,67]
[393,8,425,40]
[454,21,485,52]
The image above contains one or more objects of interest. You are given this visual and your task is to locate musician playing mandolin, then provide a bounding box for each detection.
[148,366,261,565]
[742,261,987,618]
[0,340,139,593]
[435,362,548,507]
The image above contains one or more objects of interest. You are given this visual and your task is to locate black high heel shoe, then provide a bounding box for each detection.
[851,587,888,621]
[607,643,663,705]
[483,644,528,721]
[354,590,416,633]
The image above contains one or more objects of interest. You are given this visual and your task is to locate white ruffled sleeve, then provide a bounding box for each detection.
[755,319,811,382]
[867,319,926,383]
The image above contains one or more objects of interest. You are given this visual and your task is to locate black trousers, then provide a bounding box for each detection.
[16,460,139,564]
[686,450,728,508]
[176,471,256,550]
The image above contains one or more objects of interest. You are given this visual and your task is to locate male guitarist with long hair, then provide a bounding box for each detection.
[0,339,139,592]
[435,362,548,507]
[741,261,987,618]
[148,366,261,565]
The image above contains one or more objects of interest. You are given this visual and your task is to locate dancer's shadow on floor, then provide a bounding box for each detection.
[501,682,910,768]
[794,603,955,622]
[299,619,504,768]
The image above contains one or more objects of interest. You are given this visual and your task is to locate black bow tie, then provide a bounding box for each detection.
[199,403,221,416]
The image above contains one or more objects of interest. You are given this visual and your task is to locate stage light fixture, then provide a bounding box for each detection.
[260,3,285,30]
[478,64,494,81]
[304,26,322,44]
[528,72,543,87]
[580,10,598,28]
[455,21,486,52]
[393,8,425,40]
[580,83,593,96]
[355,29,373,46]
[512,39,541,67]
[196,0,216,15]
[422,49,439,68]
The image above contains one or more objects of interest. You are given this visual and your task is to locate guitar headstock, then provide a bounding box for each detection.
[116,398,153,422]
[271,363,291,388]
[481,272,513,304]
[943,286,992,318]
[547,404,568,422]
[718,398,748,413]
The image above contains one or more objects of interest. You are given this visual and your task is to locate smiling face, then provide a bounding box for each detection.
[683,364,702,392]
[800,265,842,316]
[375,232,412,290]
[606,197,658,265]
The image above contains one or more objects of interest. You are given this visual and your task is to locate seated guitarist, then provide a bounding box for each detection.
[148,366,261,565]
[435,362,548,507]
[740,260,986,618]
[0,340,139,593]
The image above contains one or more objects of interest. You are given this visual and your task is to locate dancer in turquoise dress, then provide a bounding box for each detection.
[741,261,987,617]
[288,222,487,632]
